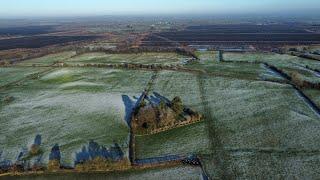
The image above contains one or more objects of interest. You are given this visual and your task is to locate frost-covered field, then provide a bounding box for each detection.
[0,67,50,86]
[135,121,210,159]
[224,52,320,70]
[0,68,153,165]
[66,52,187,65]
[201,151,320,179]
[1,50,319,178]
[202,76,320,149]
[17,51,76,66]
[186,56,280,81]
[135,71,211,159]
[201,76,320,178]
[151,71,203,111]
[223,52,320,85]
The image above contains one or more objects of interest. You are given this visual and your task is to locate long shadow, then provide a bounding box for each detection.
[122,92,149,127]
[122,95,136,127]
[74,140,124,165]
[49,144,61,162]
[153,92,171,104]
[0,150,12,171]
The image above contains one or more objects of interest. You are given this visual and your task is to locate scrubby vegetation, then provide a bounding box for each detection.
[132,95,202,135]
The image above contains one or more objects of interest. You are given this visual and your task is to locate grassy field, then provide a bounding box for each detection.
[201,151,320,179]
[224,52,320,69]
[135,71,211,159]
[17,51,76,66]
[135,121,210,159]
[0,68,153,165]
[223,52,320,84]
[1,50,319,178]
[200,76,320,178]
[283,67,320,84]
[186,53,283,81]
[0,67,50,86]
[65,52,187,65]
[304,89,320,108]
[151,71,203,110]
[202,76,319,149]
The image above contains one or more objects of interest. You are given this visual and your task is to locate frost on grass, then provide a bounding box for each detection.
[17,51,76,66]
[135,121,210,159]
[151,71,203,111]
[303,89,320,108]
[135,71,210,159]
[260,63,286,81]
[0,91,130,165]
[202,152,320,179]
[66,52,186,65]
[202,76,320,150]
[0,67,49,86]
[224,52,320,70]
[0,68,152,166]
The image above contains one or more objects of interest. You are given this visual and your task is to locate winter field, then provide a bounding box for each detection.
[0,67,153,166]
[65,52,188,66]
[0,50,319,179]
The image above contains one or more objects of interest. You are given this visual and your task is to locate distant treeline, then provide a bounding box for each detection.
[75,46,199,59]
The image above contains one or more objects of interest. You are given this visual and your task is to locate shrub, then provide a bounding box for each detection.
[171,96,183,115]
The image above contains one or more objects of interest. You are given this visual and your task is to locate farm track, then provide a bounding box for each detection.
[197,74,232,179]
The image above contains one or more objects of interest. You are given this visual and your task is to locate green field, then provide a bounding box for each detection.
[224,52,320,69]
[135,70,211,158]
[201,151,320,179]
[0,68,153,165]
[224,52,320,82]
[200,75,320,179]
[0,67,50,86]
[135,121,210,159]
[304,89,320,108]
[65,52,187,65]
[1,50,320,178]
[16,51,76,66]
[202,76,319,149]
[186,58,283,81]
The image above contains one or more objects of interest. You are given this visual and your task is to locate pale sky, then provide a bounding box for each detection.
[1,0,319,17]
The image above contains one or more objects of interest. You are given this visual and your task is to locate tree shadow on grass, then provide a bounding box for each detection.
[148,92,171,105]
[0,150,12,172]
[122,92,147,127]
[74,140,124,166]
[122,95,136,127]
